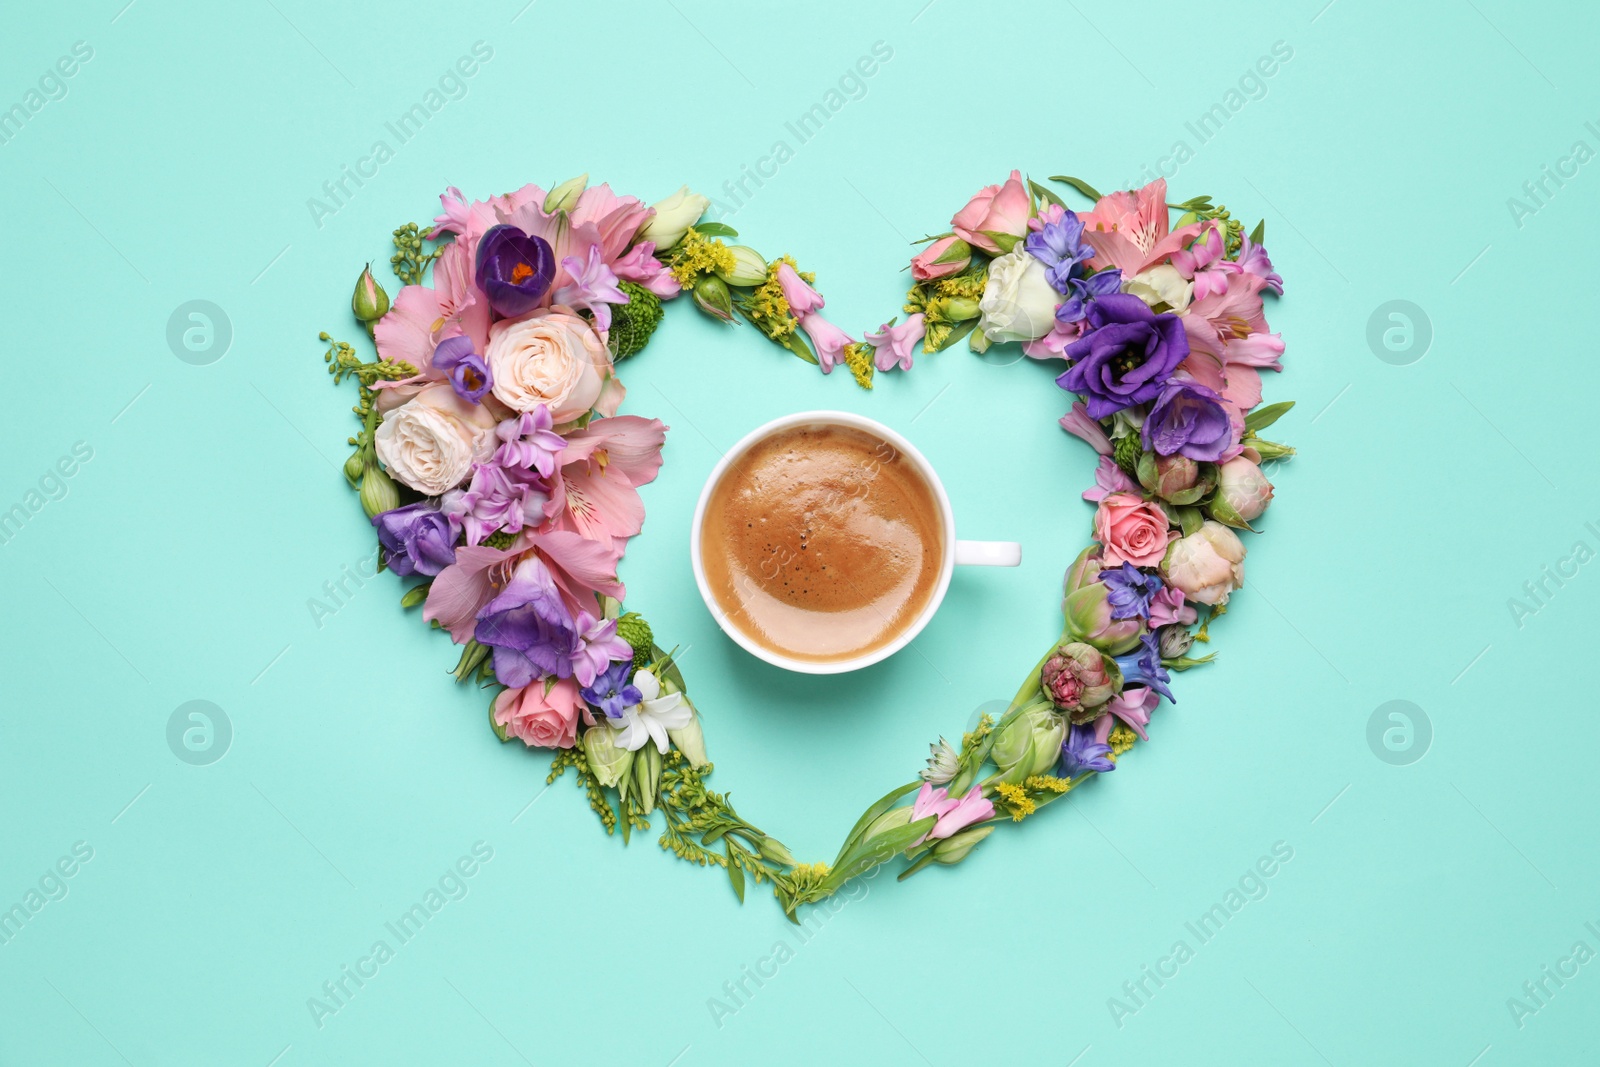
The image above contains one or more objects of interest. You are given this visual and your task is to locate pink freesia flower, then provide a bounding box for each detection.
[910,235,971,281]
[1093,711,1116,747]
[951,169,1031,255]
[1179,273,1285,415]
[1083,455,1140,503]
[1171,223,1229,301]
[1079,178,1204,277]
[552,243,628,331]
[546,415,668,556]
[910,783,995,842]
[1059,400,1112,455]
[1149,584,1197,627]
[912,781,960,822]
[612,241,680,300]
[797,311,853,373]
[1106,686,1160,741]
[776,262,824,316]
[865,314,925,372]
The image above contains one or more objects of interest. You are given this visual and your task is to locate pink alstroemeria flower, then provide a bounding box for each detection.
[1059,400,1112,455]
[797,312,854,373]
[422,531,626,644]
[1083,455,1140,504]
[1171,223,1230,301]
[1078,178,1204,277]
[1179,273,1285,415]
[546,415,668,557]
[865,314,925,372]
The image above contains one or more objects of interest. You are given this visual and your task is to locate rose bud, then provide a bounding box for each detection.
[1137,452,1215,504]
[1041,642,1123,721]
[1161,521,1246,606]
[352,264,390,333]
[1209,456,1275,528]
[990,705,1066,779]
[715,245,768,288]
[910,235,972,281]
[542,172,588,214]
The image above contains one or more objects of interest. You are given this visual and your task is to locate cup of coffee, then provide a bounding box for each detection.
[691,411,1021,674]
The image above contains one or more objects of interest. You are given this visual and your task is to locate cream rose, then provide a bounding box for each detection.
[485,308,610,423]
[373,383,496,496]
[1161,521,1246,606]
[1124,264,1193,312]
[978,247,1059,343]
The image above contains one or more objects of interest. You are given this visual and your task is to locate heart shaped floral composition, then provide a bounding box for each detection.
[319,171,1293,918]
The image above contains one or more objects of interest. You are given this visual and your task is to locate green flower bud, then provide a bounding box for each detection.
[1113,433,1143,476]
[358,463,399,518]
[757,836,796,867]
[943,296,980,321]
[343,450,366,488]
[990,706,1065,777]
[607,281,665,360]
[634,743,662,814]
[614,612,654,667]
[583,726,634,788]
[692,274,734,322]
[352,264,389,325]
[860,805,913,842]
[931,824,994,864]
[543,173,588,214]
[666,697,709,769]
[715,245,768,287]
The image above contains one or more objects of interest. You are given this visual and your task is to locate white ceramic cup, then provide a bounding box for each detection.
[690,410,1021,674]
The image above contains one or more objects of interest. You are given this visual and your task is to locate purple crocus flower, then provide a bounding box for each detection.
[1098,563,1163,620]
[372,502,458,577]
[1060,722,1116,777]
[473,557,628,689]
[1113,633,1175,703]
[1141,380,1234,463]
[474,224,555,318]
[581,658,642,720]
[1058,293,1189,419]
[432,335,494,404]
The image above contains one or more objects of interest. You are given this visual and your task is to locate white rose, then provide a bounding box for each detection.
[639,186,710,251]
[1160,521,1246,606]
[485,308,609,423]
[373,383,496,496]
[1124,264,1193,312]
[978,248,1059,343]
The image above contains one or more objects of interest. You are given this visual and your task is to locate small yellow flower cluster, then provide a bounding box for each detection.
[668,227,736,288]
[842,343,875,390]
[961,713,995,756]
[741,255,809,341]
[995,782,1036,821]
[1109,724,1137,757]
[1024,775,1073,794]
[787,862,831,891]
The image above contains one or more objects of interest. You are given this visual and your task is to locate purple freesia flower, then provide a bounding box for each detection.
[474,224,555,318]
[1113,633,1175,703]
[1142,380,1234,462]
[372,502,458,577]
[581,658,641,719]
[494,407,565,478]
[1099,562,1163,620]
[473,557,629,689]
[1058,293,1189,418]
[1060,722,1116,777]
[432,335,493,404]
[1225,235,1283,295]
[443,463,549,547]
[551,244,628,331]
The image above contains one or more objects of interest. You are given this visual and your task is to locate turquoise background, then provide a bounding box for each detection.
[2,0,1597,1063]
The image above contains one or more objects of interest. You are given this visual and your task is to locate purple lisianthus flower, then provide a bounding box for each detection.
[473,557,629,689]
[1113,633,1175,703]
[432,335,494,404]
[372,502,458,577]
[1099,562,1163,620]
[1060,722,1116,777]
[1142,380,1234,462]
[581,658,641,720]
[474,224,555,318]
[1058,293,1189,419]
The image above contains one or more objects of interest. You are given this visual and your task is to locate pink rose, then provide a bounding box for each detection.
[493,677,583,749]
[1093,492,1171,567]
[1160,521,1245,606]
[1212,456,1275,525]
[950,169,1031,255]
[910,235,972,281]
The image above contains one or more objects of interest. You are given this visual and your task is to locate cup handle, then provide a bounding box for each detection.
[954,540,1022,567]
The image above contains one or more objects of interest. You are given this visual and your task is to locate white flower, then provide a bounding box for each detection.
[1123,264,1192,312]
[373,383,495,495]
[921,737,960,784]
[977,247,1059,343]
[639,186,710,251]
[484,308,609,423]
[609,669,692,754]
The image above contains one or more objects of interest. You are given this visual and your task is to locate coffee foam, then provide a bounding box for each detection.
[700,423,944,662]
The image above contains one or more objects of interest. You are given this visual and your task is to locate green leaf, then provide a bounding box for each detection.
[400,583,430,609]
[651,644,688,693]
[1244,400,1294,434]
[694,222,738,238]
[821,816,937,893]
[619,809,631,845]
[726,853,746,903]
[1249,218,1265,245]
[488,689,510,742]
[897,851,938,882]
[1028,178,1065,211]
[775,330,819,365]
[1049,175,1103,201]
[702,824,730,846]
[834,781,922,865]
[1164,652,1217,671]
[913,231,955,245]
[1175,505,1204,538]
[983,230,1021,254]
[934,318,978,352]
